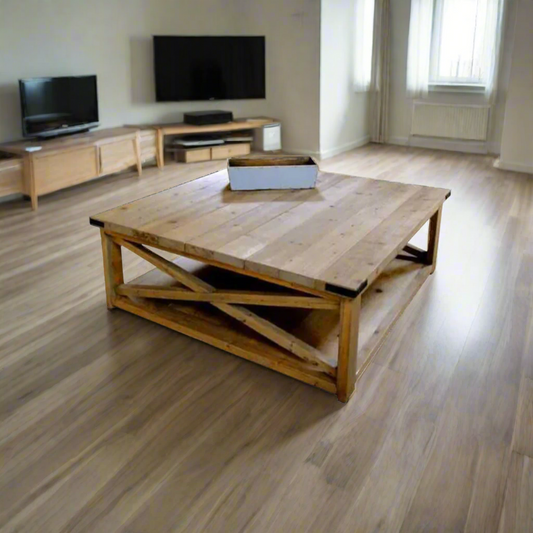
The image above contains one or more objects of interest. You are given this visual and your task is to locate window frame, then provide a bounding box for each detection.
[429,0,488,88]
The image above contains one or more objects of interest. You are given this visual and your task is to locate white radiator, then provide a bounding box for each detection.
[411,103,490,141]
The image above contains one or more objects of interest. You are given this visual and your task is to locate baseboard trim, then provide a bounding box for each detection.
[388,136,409,146]
[283,134,495,159]
[487,141,501,156]
[283,147,321,158]
[318,135,371,160]
[493,159,533,175]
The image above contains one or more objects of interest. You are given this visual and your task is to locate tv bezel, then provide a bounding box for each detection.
[153,35,266,102]
[19,75,100,139]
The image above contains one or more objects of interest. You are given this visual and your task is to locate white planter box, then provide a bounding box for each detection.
[228,156,318,191]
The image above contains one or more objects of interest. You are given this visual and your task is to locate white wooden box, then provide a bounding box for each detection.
[228,156,318,191]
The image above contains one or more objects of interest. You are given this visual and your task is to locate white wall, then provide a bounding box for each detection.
[319,0,370,159]
[498,0,533,173]
[387,0,518,154]
[0,0,321,153]
[237,0,321,154]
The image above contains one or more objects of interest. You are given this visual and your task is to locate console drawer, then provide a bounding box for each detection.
[0,158,23,197]
[33,148,98,195]
[211,143,250,160]
[99,139,136,175]
[140,130,157,162]
[173,147,211,163]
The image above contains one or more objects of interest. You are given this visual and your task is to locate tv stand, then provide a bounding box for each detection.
[0,127,142,210]
[133,117,279,168]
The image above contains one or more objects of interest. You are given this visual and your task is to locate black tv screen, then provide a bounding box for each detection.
[154,36,266,101]
[19,76,99,138]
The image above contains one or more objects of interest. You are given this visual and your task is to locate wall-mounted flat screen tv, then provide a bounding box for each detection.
[153,36,266,102]
[19,75,99,138]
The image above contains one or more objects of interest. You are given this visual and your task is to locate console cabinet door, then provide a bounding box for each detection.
[140,130,157,163]
[33,147,98,195]
[0,159,23,197]
[99,139,136,175]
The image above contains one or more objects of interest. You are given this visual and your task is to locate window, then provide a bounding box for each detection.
[406,0,504,98]
[353,0,375,91]
[430,0,501,86]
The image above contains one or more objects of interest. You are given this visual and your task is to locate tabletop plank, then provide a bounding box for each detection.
[323,186,450,291]
[91,170,450,295]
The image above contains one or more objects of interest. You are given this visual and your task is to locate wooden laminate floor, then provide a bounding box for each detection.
[1,145,532,532]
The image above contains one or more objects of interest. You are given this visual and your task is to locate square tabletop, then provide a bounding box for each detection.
[90,170,450,296]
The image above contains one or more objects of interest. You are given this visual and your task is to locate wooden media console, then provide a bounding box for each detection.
[0,127,146,210]
[136,117,278,168]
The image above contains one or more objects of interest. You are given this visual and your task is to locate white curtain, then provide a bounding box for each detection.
[407,0,506,100]
[483,0,506,101]
[354,0,376,91]
[371,0,391,142]
[406,0,434,98]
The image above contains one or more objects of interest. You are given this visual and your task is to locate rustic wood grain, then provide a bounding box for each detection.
[337,296,361,402]
[498,452,533,533]
[91,170,449,295]
[229,155,312,167]
[512,377,533,458]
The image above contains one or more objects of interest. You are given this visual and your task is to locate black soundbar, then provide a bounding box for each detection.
[184,110,234,126]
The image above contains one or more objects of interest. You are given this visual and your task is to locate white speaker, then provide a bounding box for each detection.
[253,123,282,151]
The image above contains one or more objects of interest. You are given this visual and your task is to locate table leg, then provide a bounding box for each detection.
[428,207,443,274]
[337,295,361,402]
[100,230,124,309]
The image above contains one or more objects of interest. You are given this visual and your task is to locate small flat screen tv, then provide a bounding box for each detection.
[19,75,99,138]
[154,36,266,102]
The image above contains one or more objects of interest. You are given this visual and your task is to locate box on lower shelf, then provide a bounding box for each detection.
[168,142,251,163]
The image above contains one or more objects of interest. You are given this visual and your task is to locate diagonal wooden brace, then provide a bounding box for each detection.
[116,284,340,309]
[397,243,428,263]
[403,243,427,259]
[115,237,336,376]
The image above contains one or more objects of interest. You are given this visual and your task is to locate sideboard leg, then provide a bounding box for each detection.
[337,295,361,403]
[23,156,38,211]
[29,161,37,211]
[30,191,38,211]
[134,132,142,177]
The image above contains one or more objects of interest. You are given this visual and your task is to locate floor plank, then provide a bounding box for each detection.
[512,377,533,459]
[498,452,533,533]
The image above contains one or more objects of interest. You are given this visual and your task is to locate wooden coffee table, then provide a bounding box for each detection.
[90,170,450,402]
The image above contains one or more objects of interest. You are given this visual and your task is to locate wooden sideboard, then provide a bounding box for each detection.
[0,119,273,210]
[0,127,151,210]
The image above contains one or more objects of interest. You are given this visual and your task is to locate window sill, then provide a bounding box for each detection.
[429,83,486,94]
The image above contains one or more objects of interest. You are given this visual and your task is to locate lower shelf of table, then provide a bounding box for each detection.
[114,253,433,397]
